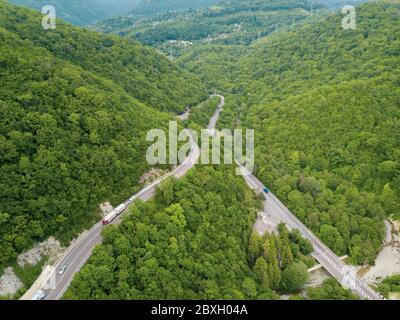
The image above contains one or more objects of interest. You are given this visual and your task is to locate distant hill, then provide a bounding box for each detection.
[0,1,207,270]
[94,0,322,56]
[8,0,141,25]
[173,0,400,265]
[131,0,223,17]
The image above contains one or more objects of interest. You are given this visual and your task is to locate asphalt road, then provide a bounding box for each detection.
[239,165,383,300]
[207,94,224,135]
[26,94,381,300]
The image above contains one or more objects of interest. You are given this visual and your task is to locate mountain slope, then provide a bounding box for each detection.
[216,1,400,264]
[151,0,400,265]
[64,165,315,300]
[0,1,203,270]
[95,0,321,55]
[131,0,222,17]
[1,1,208,113]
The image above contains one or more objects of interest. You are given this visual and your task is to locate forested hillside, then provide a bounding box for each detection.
[64,165,316,299]
[205,1,399,264]
[170,1,400,265]
[130,0,222,17]
[94,0,322,56]
[1,0,398,301]
[1,1,207,113]
[9,0,141,25]
[186,95,221,128]
[0,1,206,271]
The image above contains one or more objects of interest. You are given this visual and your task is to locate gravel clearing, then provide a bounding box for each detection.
[140,168,168,185]
[0,238,65,297]
[306,268,332,288]
[0,267,23,297]
[17,237,64,267]
[253,211,278,235]
[360,219,400,285]
[100,201,113,216]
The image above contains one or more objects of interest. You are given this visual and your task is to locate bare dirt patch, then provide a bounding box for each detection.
[100,201,113,216]
[17,237,64,267]
[0,267,23,296]
[253,211,278,235]
[389,292,400,300]
[306,268,332,288]
[360,219,400,285]
[140,168,169,185]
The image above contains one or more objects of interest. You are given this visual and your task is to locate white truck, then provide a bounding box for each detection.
[102,203,127,225]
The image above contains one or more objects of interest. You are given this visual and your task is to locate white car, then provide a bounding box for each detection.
[58,265,67,275]
[32,290,46,300]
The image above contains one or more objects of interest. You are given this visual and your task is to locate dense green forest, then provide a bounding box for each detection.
[178,46,248,92]
[1,1,208,113]
[9,0,141,25]
[376,274,400,298]
[129,0,222,17]
[180,1,399,264]
[0,1,207,271]
[65,165,319,299]
[1,0,398,301]
[95,0,322,56]
[242,1,399,265]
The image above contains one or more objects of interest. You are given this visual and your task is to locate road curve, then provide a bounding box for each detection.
[24,94,381,301]
[21,95,223,301]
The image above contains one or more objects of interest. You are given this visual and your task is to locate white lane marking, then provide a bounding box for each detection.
[238,163,381,300]
[43,95,225,300]
[53,234,103,300]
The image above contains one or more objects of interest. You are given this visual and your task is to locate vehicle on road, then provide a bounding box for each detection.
[102,203,127,225]
[263,187,270,193]
[128,198,134,204]
[31,290,46,300]
[58,265,67,275]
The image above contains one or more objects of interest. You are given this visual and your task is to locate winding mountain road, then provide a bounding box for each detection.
[22,94,381,300]
[21,95,222,300]
[239,165,382,300]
